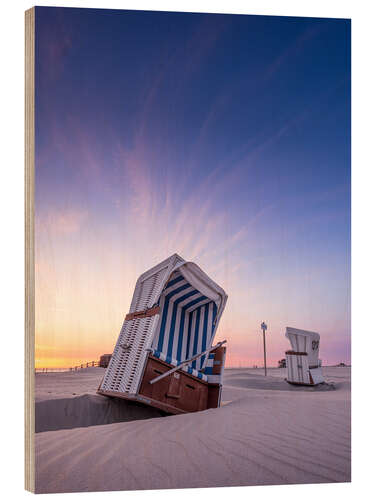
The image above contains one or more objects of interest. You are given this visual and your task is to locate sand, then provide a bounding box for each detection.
[35,366,351,493]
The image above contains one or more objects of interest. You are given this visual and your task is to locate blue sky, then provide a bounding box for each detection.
[35,7,350,367]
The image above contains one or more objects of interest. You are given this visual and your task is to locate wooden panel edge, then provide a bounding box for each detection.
[97,389,186,415]
[25,6,35,494]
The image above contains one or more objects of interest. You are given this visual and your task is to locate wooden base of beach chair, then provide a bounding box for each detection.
[97,388,188,414]
[138,355,221,414]
[98,354,222,415]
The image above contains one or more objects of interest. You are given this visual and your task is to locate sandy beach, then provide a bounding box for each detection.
[35,366,351,493]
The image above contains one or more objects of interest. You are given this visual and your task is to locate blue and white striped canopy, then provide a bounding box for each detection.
[151,270,218,371]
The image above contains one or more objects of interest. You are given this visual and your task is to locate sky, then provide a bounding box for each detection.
[35,7,351,369]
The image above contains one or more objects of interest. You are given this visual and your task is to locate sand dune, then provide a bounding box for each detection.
[35,367,351,493]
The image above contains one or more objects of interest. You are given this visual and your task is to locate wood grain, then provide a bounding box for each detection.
[25,6,35,493]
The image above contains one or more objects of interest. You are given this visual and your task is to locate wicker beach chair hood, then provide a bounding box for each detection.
[99,254,228,401]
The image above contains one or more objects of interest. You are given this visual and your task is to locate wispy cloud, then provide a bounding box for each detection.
[37,208,89,235]
[34,11,350,367]
[37,9,73,83]
[263,25,322,81]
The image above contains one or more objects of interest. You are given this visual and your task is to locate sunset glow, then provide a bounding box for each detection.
[35,8,350,369]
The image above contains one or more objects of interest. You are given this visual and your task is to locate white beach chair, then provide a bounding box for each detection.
[285,327,324,385]
[98,254,228,414]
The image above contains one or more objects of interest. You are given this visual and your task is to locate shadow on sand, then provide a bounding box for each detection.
[223,373,336,392]
[35,394,165,433]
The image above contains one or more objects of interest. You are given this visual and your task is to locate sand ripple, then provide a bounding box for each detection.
[35,367,351,493]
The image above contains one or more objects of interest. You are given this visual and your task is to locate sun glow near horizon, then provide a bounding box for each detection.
[35,9,350,369]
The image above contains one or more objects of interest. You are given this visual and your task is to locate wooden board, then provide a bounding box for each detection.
[139,356,209,413]
[25,7,35,493]
[98,355,222,414]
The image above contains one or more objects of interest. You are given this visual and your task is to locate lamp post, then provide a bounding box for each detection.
[261,322,268,376]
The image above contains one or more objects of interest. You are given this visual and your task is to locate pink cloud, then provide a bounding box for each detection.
[37,208,88,235]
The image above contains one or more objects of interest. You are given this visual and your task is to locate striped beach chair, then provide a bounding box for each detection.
[285,327,324,385]
[98,254,228,414]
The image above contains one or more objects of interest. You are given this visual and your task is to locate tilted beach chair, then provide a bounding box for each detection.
[285,327,324,385]
[98,254,228,414]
